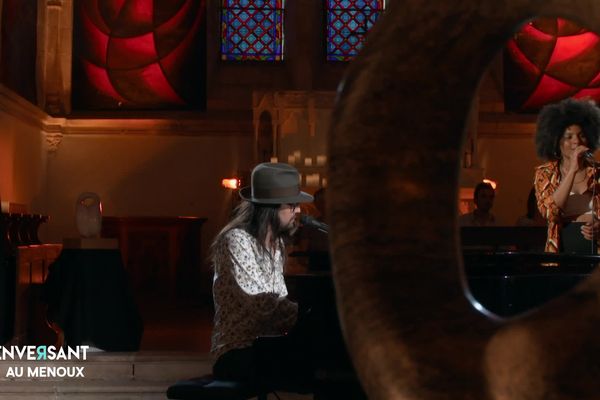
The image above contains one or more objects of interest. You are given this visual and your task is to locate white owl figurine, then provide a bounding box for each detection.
[76,192,102,238]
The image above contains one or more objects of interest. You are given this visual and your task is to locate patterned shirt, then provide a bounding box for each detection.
[211,228,298,360]
[534,161,600,253]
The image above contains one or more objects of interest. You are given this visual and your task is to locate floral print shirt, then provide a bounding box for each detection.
[534,161,600,253]
[211,228,298,360]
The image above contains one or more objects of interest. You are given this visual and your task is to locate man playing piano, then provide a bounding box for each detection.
[210,162,315,392]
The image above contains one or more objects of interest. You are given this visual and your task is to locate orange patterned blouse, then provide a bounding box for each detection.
[534,161,600,253]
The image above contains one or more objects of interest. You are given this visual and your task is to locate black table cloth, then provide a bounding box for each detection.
[43,248,143,351]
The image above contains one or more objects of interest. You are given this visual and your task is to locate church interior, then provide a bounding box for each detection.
[3,0,600,399]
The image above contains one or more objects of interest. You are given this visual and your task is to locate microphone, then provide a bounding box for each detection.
[299,214,329,234]
[582,151,600,167]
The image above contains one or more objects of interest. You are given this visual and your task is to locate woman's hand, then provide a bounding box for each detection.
[571,145,591,172]
[581,220,600,241]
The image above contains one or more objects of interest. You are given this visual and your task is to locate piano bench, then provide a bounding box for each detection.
[166,375,268,400]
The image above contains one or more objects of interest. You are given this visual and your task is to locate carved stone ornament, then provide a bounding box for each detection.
[44,132,63,152]
[328,1,600,399]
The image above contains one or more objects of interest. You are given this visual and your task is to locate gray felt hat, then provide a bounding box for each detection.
[239,163,313,204]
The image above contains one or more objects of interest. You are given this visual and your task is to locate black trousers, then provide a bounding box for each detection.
[213,312,317,393]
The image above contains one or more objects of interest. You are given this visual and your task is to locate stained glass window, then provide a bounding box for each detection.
[221,0,285,61]
[326,0,385,62]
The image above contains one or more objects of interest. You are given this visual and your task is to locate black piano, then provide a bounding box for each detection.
[462,226,598,317]
[283,226,598,398]
[285,271,366,399]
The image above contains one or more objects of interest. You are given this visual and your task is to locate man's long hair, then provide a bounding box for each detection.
[211,201,295,265]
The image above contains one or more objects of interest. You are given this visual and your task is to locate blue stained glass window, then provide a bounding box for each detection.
[326,0,385,61]
[221,0,285,61]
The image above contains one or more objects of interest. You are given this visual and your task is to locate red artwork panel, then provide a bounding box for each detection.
[72,0,206,111]
[505,17,600,112]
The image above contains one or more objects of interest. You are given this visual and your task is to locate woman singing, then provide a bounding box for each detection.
[534,98,600,253]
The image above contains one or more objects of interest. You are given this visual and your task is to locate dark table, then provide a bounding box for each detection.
[43,248,143,351]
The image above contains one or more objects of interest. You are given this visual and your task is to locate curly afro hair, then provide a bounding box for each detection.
[535,98,600,161]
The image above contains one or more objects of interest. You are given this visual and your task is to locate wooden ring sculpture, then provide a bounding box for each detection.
[328,2,600,399]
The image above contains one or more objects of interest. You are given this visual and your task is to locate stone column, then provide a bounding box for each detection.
[36,0,72,115]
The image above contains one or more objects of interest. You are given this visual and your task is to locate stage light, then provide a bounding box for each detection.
[221,178,241,189]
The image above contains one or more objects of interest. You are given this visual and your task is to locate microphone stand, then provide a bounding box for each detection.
[299,214,330,234]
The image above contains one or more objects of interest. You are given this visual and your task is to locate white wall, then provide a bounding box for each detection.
[0,95,47,213]
[470,52,541,226]
[477,135,539,225]
[44,133,254,265]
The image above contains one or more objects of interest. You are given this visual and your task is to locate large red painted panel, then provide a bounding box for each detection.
[505,17,600,112]
[72,0,206,111]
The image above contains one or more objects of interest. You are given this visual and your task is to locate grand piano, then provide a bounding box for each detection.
[462,226,598,317]
[284,226,599,398]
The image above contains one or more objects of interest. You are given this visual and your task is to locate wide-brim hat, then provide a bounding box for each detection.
[240,162,314,204]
